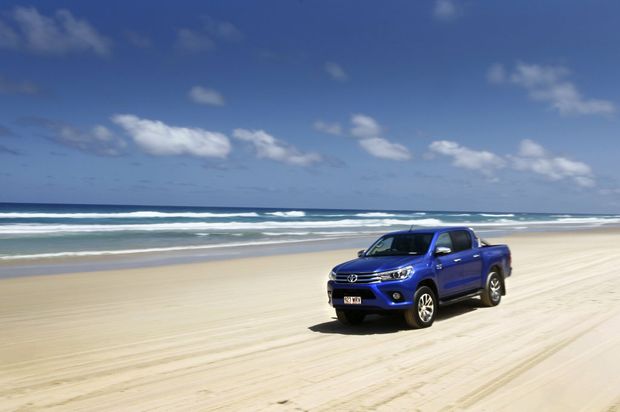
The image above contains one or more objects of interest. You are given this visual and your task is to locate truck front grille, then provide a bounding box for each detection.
[334,272,381,284]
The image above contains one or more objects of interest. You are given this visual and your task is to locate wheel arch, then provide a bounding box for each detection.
[487,264,506,295]
[417,277,439,300]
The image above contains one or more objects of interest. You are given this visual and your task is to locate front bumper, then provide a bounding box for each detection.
[327,280,415,311]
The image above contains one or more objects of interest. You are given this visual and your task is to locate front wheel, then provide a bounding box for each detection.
[336,309,366,325]
[481,271,503,307]
[404,286,437,328]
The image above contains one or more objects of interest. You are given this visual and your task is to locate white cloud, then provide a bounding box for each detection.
[233,129,322,166]
[350,114,382,139]
[176,28,215,53]
[510,139,595,187]
[324,62,348,81]
[314,120,342,136]
[428,140,505,175]
[112,114,230,159]
[433,0,459,21]
[359,138,411,161]
[91,125,116,141]
[189,86,225,106]
[26,118,126,156]
[489,62,615,116]
[517,138,546,157]
[429,138,596,187]
[57,124,125,155]
[315,114,411,161]
[349,114,411,161]
[0,7,110,56]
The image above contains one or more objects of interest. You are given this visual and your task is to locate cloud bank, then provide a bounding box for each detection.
[510,139,595,187]
[0,7,110,56]
[350,114,411,161]
[112,114,230,159]
[24,118,126,156]
[233,129,322,166]
[429,138,595,187]
[428,140,505,176]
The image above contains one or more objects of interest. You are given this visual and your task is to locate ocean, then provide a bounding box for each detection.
[1,202,619,263]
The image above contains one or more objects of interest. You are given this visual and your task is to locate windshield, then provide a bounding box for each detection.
[365,233,433,257]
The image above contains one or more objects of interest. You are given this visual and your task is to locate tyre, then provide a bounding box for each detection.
[404,286,437,328]
[481,271,503,307]
[336,309,366,325]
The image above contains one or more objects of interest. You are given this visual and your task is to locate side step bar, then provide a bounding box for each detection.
[439,289,483,307]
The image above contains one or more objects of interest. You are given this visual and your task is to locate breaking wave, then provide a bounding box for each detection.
[266,211,306,217]
[0,211,259,219]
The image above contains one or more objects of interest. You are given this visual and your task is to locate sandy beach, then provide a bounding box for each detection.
[1,230,620,411]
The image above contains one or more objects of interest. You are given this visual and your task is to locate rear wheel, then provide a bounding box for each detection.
[481,271,503,307]
[336,309,366,325]
[404,286,436,328]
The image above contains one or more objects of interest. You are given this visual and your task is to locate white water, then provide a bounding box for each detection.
[0,211,260,219]
[0,218,446,234]
[2,216,619,235]
[266,211,306,217]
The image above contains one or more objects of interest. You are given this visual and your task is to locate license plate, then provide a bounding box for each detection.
[344,296,362,304]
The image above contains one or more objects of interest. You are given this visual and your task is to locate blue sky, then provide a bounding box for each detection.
[1,0,619,213]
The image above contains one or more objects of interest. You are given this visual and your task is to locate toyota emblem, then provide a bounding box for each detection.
[347,274,358,283]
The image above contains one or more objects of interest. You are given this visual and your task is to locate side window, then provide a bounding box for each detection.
[450,230,472,253]
[435,233,453,251]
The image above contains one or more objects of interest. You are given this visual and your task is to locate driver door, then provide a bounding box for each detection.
[434,232,463,298]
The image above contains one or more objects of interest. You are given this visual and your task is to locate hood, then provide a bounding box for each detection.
[334,255,425,274]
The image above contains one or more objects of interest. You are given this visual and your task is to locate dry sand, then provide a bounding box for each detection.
[1,230,620,411]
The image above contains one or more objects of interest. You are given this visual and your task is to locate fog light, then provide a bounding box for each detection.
[392,292,402,300]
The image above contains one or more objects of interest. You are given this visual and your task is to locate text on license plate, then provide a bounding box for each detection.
[344,296,362,304]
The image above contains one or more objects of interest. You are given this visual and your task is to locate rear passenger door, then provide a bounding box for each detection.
[449,230,483,292]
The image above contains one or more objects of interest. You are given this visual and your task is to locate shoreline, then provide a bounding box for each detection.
[1,225,619,279]
[0,234,378,279]
[2,202,619,279]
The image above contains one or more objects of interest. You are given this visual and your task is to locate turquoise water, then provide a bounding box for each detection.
[1,203,618,261]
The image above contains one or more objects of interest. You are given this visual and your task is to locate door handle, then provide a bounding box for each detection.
[473,254,480,258]
[453,258,462,262]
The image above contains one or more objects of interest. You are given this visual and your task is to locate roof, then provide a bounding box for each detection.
[384,227,473,236]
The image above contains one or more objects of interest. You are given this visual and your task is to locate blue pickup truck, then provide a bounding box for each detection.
[327,227,511,328]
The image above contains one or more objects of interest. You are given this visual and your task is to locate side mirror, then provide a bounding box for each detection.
[435,246,452,256]
[357,250,365,257]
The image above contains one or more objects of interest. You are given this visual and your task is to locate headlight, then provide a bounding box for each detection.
[329,270,337,280]
[377,266,413,282]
